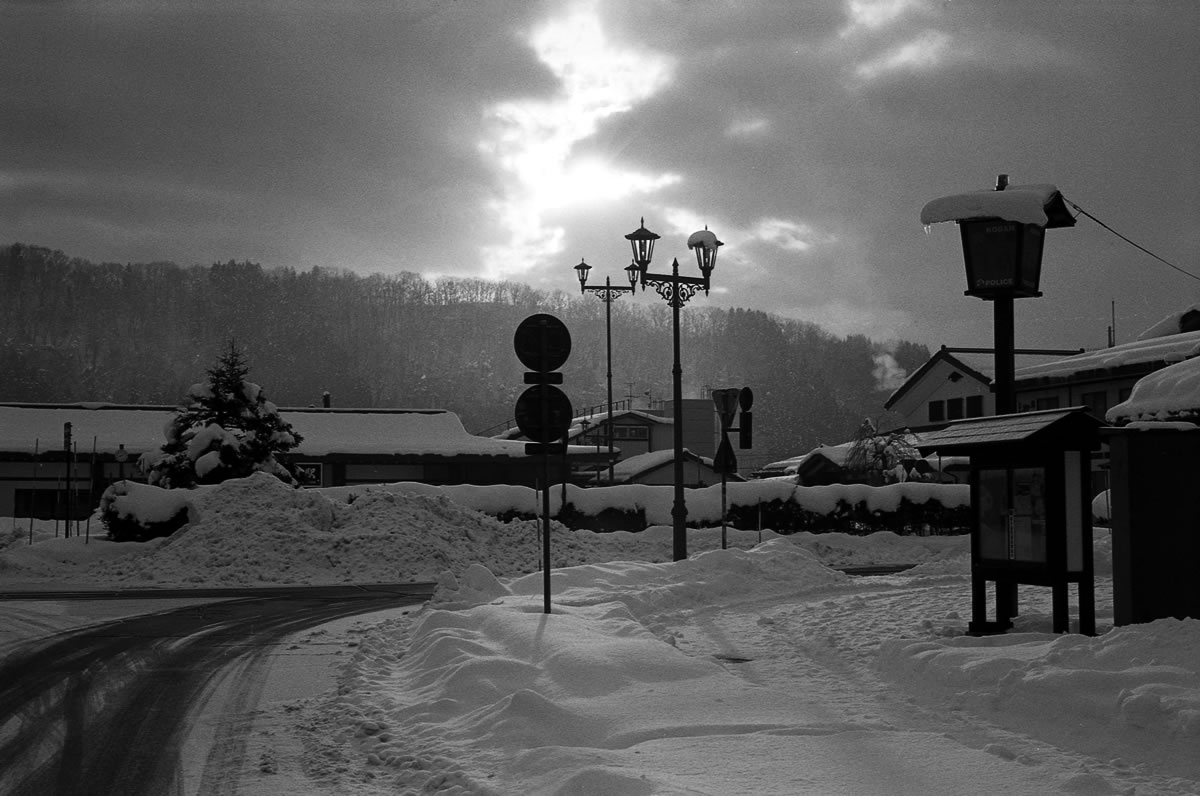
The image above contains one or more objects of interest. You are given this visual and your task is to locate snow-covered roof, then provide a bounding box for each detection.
[920,183,1072,227]
[1106,356,1200,424]
[0,403,564,458]
[1135,304,1200,341]
[494,408,671,441]
[610,448,714,482]
[1016,329,1200,383]
[758,442,855,476]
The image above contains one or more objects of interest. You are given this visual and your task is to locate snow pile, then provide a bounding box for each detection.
[437,538,850,614]
[58,475,973,587]
[84,474,672,585]
[319,546,1044,795]
[879,619,1200,781]
[310,540,1193,794]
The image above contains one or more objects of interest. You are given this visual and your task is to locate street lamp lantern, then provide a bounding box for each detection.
[921,177,1075,413]
[687,227,723,288]
[625,218,660,270]
[573,258,593,289]
[954,180,1074,300]
[959,219,1047,299]
[624,261,641,288]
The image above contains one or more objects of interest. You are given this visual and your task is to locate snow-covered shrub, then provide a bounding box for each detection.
[100,480,192,542]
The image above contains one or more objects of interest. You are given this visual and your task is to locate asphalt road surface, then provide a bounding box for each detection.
[0,583,434,796]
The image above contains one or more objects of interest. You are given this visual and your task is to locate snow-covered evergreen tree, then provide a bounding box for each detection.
[143,342,303,488]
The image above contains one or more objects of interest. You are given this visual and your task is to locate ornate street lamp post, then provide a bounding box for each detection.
[573,259,638,485]
[628,218,723,561]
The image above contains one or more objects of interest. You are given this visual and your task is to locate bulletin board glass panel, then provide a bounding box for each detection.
[977,468,1009,561]
[1011,467,1047,563]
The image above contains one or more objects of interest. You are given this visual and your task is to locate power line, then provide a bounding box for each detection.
[1064,197,1200,283]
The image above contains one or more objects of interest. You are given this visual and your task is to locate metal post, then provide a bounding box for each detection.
[993,295,1018,619]
[29,438,38,545]
[993,296,1016,414]
[542,453,551,615]
[670,267,687,561]
[721,473,728,550]
[604,277,616,485]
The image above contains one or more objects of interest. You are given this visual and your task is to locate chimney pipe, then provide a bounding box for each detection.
[995,174,1009,191]
[322,391,331,408]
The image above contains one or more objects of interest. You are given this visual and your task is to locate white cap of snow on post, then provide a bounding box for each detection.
[920,183,1065,227]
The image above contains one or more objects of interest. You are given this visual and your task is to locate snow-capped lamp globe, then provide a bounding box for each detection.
[921,174,1076,300]
[687,227,723,291]
[921,175,1075,414]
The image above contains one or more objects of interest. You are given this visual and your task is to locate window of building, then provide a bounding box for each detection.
[613,426,649,440]
[1081,391,1108,419]
[947,397,964,420]
[928,400,945,422]
[1035,396,1061,411]
[966,395,984,418]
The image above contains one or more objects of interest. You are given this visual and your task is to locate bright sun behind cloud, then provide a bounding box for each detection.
[477,2,677,280]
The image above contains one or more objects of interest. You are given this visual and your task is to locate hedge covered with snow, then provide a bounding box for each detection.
[327,479,971,536]
[100,477,970,541]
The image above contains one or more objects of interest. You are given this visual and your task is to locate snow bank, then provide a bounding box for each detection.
[878,618,1200,780]
[436,539,851,613]
[71,475,973,587]
[326,546,863,794]
[85,474,665,585]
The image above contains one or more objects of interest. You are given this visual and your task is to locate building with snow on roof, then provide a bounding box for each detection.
[0,403,609,519]
[886,305,1200,432]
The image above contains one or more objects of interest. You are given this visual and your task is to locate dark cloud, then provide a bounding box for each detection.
[2,1,1198,349]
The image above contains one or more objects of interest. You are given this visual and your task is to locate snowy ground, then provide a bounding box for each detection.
[2,475,1198,795]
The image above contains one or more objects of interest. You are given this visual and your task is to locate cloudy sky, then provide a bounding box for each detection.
[4,0,1198,352]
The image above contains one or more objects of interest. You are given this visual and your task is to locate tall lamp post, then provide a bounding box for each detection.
[573,260,638,485]
[627,218,723,561]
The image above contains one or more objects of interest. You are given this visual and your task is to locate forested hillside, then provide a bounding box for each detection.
[0,243,929,470]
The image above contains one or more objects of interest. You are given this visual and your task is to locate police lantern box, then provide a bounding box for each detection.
[919,407,1101,635]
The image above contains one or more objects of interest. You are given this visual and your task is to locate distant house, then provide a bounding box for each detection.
[497,408,673,458]
[886,306,1200,430]
[1014,326,1200,420]
[0,403,609,519]
[756,443,854,485]
[607,448,737,488]
[884,348,994,428]
[495,399,725,482]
